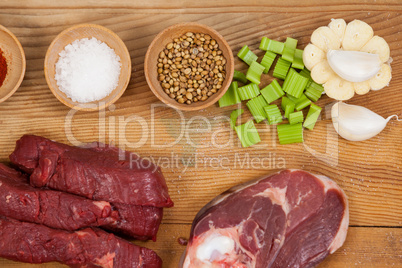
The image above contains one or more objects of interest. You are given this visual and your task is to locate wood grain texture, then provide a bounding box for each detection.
[0,1,401,267]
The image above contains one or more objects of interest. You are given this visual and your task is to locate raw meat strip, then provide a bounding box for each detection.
[0,215,162,268]
[9,134,173,207]
[0,163,162,240]
[181,169,349,268]
[0,163,118,231]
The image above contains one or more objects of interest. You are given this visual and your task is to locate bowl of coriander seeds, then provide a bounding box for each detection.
[144,22,234,111]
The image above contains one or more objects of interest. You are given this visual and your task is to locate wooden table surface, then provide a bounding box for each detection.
[0,1,401,267]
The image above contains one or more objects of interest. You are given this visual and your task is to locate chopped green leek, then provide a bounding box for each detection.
[237,45,258,65]
[281,96,295,118]
[282,37,298,63]
[219,82,241,107]
[246,95,268,123]
[233,70,248,84]
[238,83,260,101]
[246,61,265,84]
[303,103,322,130]
[260,80,285,104]
[230,109,244,130]
[291,49,304,70]
[235,121,261,147]
[305,82,324,102]
[288,111,304,125]
[273,58,291,80]
[264,104,283,125]
[260,51,276,74]
[277,123,304,144]
[259,37,284,54]
[286,93,311,111]
[282,68,309,98]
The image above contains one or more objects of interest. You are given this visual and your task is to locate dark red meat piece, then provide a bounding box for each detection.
[0,163,162,240]
[181,170,349,268]
[9,135,173,208]
[0,215,162,268]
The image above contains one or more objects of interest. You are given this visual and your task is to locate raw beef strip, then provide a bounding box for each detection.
[107,203,163,241]
[0,164,162,240]
[0,163,118,231]
[180,169,349,268]
[0,215,162,268]
[9,134,173,207]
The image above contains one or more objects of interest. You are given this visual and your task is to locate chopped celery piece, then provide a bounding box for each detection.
[237,45,258,65]
[246,61,265,84]
[219,82,241,107]
[305,82,324,102]
[235,121,261,147]
[273,58,291,80]
[299,68,313,88]
[277,123,304,144]
[282,37,298,62]
[260,51,276,74]
[230,109,244,130]
[264,104,283,125]
[238,83,260,101]
[303,103,322,130]
[233,70,248,84]
[259,37,284,54]
[260,80,285,104]
[281,96,295,118]
[246,95,268,123]
[291,49,304,70]
[286,93,311,111]
[282,68,309,98]
[288,111,304,125]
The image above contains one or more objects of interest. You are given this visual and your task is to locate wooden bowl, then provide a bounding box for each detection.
[44,24,131,111]
[144,23,234,111]
[0,25,26,104]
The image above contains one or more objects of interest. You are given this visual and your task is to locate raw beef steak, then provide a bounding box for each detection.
[0,215,162,268]
[181,169,349,268]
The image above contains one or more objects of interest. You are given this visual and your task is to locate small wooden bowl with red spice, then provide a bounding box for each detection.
[0,25,26,104]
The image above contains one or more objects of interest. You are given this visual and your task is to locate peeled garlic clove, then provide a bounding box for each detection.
[331,102,398,141]
[342,19,374,51]
[303,44,325,71]
[324,77,355,101]
[311,26,341,52]
[360,36,390,63]
[327,49,381,82]
[311,61,336,84]
[369,64,392,91]
[353,81,371,95]
[328,18,347,41]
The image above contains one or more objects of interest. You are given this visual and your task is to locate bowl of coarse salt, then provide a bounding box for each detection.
[45,24,131,111]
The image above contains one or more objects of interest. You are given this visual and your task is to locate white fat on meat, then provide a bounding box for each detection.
[254,186,290,215]
[93,201,110,210]
[183,227,255,268]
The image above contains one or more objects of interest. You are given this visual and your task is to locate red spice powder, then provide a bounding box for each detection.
[0,48,7,87]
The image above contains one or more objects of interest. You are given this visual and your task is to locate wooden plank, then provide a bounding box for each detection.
[0,0,401,12]
[0,225,400,267]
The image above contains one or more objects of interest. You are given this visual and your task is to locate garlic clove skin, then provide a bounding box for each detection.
[331,102,388,141]
[327,49,382,83]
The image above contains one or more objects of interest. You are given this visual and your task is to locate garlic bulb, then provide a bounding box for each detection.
[331,102,400,141]
[327,50,381,83]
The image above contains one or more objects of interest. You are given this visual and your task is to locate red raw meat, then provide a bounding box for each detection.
[0,163,162,240]
[181,170,349,268]
[10,135,173,208]
[0,215,162,268]
[0,163,118,231]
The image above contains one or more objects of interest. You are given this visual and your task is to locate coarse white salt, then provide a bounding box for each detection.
[55,37,121,103]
